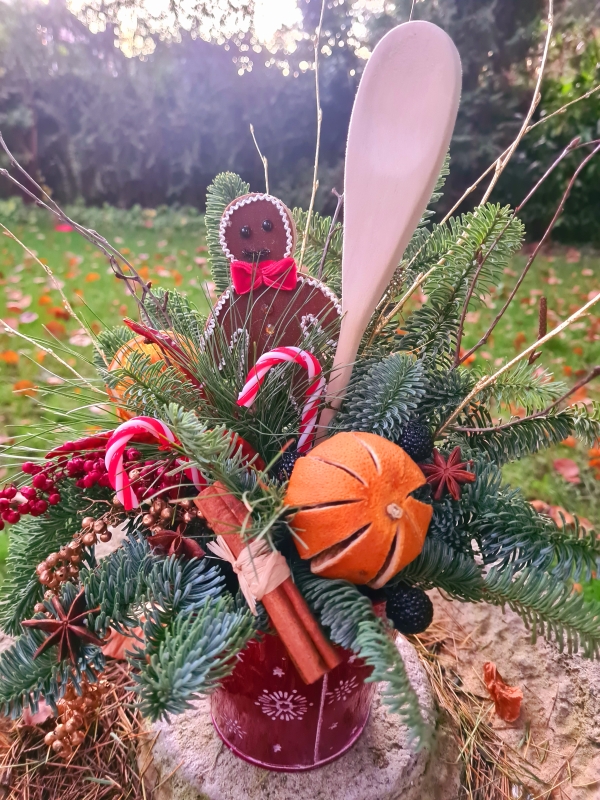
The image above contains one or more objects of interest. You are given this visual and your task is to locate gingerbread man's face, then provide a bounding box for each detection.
[219,194,296,263]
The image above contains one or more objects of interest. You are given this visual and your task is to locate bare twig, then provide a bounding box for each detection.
[453,366,600,434]
[0,132,168,327]
[453,249,484,367]
[479,0,554,206]
[439,290,600,435]
[298,0,326,273]
[317,189,343,281]
[249,123,269,195]
[458,140,600,366]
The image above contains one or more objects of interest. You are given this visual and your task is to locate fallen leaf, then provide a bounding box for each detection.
[19,312,38,324]
[50,306,70,320]
[565,248,581,264]
[69,332,93,347]
[553,458,580,484]
[0,350,19,365]
[44,320,67,338]
[13,379,36,397]
[6,294,32,311]
[561,436,577,448]
[38,294,52,306]
[513,331,527,351]
[55,223,73,233]
[172,269,183,286]
[483,662,523,722]
[582,268,593,277]
[85,271,100,282]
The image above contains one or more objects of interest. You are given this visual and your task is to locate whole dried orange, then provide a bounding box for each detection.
[284,431,432,587]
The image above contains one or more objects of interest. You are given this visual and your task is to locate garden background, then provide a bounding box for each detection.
[0,0,599,576]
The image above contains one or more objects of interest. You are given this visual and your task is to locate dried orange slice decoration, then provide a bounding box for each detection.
[284,431,433,587]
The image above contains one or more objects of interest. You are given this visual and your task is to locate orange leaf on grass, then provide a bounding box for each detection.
[553,458,580,484]
[85,271,100,283]
[172,269,183,286]
[561,436,577,448]
[45,320,67,338]
[13,379,36,397]
[483,662,523,722]
[0,350,19,365]
[38,294,52,306]
[138,266,150,280]
[50,306,70,320]
[513,331,527,351]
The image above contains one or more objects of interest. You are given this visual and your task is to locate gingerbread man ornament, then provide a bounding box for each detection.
[205,193,340,366]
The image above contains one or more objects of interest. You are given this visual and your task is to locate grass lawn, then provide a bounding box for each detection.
[0,212,598,579]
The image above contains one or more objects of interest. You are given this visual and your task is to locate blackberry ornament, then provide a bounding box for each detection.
[386,584,433,635]
[398,421,433,462]
[273,446,304,483]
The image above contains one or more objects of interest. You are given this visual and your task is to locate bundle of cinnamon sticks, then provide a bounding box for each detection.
[195,482,341,684]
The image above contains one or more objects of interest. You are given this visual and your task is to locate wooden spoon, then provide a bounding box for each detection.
[319,21,461,432]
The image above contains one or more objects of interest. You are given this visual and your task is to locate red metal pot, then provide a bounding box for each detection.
[211,632,377,771]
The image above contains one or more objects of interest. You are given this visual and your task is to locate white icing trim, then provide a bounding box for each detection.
[219,194,294,261]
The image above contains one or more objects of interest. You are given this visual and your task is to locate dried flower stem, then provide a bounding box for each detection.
[458,140,600,366]
[528,296,548,365]
[317,188,343,281]
[479,0,554,206]
[250,123,269,195]
[298,0,326,273]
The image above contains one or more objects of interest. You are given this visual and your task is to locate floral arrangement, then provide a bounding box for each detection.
[0,141,599,756]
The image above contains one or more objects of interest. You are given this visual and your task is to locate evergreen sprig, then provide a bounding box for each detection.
[205,172,250,293]
[399,205,524,363]
[292,208,342,295]
[335,353,427,439]
[295,565,429,746]
[132,597,254,720]
[484,565,600,658]
[486,363,567,413]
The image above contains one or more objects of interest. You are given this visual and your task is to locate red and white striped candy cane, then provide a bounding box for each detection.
[237,347,325,453]
[105,416,205,510]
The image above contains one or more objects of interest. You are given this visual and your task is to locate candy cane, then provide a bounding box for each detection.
[105,416,205,510]
[237,347,325,453]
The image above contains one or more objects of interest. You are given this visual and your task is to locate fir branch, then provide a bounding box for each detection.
[398,205,524,363]
[131,596,254,721]
[0,630,105,717]
[392,537,484,602]
[334,353,427,439]
[292,207,342,295]
[483,565,600,658]
[461,463,600,581]
[295,565,429,745]
[93,326,133,372]
[484,362,566,414]
[205,173,250,294]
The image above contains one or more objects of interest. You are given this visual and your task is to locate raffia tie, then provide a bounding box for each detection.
[207,536,290,615]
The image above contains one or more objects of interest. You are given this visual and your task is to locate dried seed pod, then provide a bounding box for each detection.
[44,731,56,746]
[70,730,85,747]
[182,511,194,524]
[112,495,123,507]
[142,513,156,527]
[93,519,107,533]
[82,516,95,529]
[54,723,67,740]
[180,499,192,510]
[46,552,60,568]
[99,532,112,543]
[129,469,141,481]
[160,507,172,521]
[51,739,65,753]
[82,532,97,547]
[34,602,46,614]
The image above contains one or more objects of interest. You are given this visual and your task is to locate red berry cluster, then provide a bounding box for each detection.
[0,470,60,529]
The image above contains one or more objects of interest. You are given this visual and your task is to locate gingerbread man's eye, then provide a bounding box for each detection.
[240,225,251,238]
[261,219,273,232]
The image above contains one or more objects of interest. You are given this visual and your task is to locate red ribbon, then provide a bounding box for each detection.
[230,258,297,294]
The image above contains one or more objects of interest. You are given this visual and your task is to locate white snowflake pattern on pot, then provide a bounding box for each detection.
[223,717,246,740]
[255,689,308,721]
[273,667,285,678]
[326,676,360,705]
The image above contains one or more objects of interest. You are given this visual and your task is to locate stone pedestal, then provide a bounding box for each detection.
[140,637,461,800]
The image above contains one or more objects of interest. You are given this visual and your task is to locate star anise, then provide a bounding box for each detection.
[148,525,204,559]
[420,446,476,501]
[22,589,104,663]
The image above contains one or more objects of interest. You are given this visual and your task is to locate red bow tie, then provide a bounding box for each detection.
[230,258,298,295]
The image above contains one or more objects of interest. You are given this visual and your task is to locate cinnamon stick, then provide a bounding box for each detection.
[195,483,341,683]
